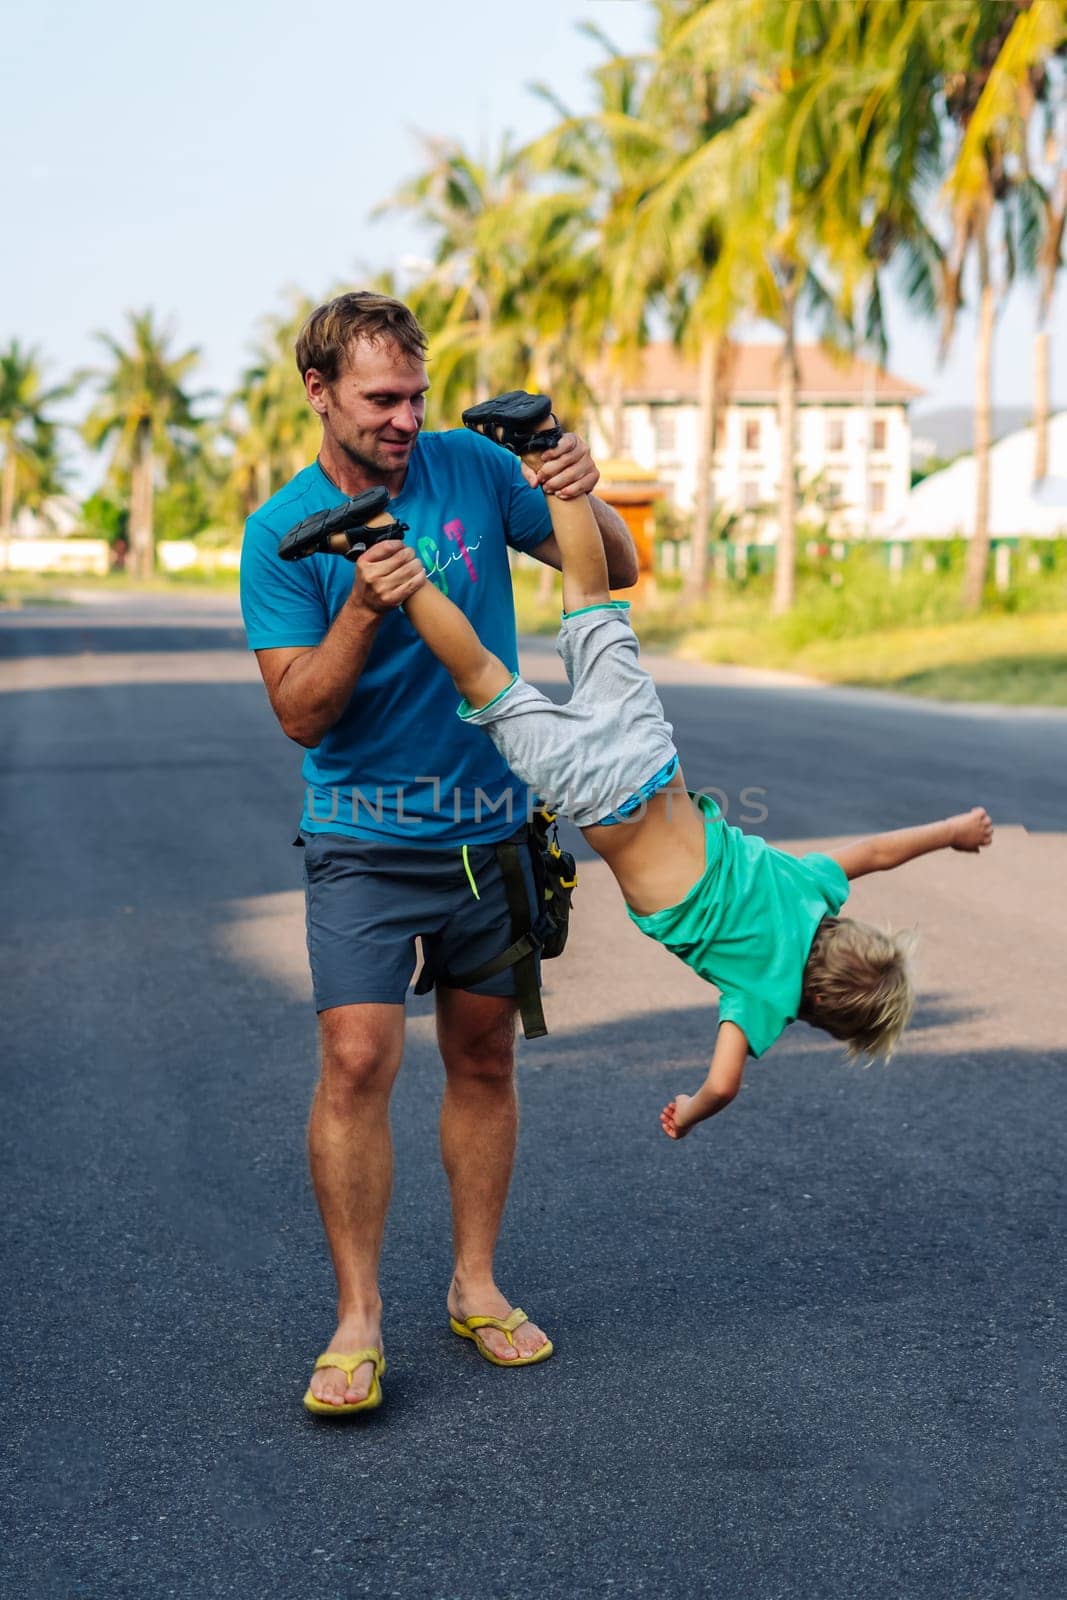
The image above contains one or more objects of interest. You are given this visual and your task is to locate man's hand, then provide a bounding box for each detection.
[660,1094,695,1141]
[949,806,994,853]
[520,429,600,499]
[351,540,427,614]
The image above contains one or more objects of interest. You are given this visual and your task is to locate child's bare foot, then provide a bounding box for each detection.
[462,392,561,478]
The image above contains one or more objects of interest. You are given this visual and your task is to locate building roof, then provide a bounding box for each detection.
[611,342,924,404]
[897,411,1067,538]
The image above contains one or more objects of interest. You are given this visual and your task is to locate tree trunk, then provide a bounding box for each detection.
[1,447,16,572]
[1034,324,1050,483]
[129,427,154,582]
[1035,168,1066,484]
[142,446,156,578]
[962,264,996,612]
[130,455,144,581]
[609,369,625,458]
[685,332,718,600]
[256,457,272,509]
[475,293,492,404]
[772,303,799,616]
[128,455,142,581]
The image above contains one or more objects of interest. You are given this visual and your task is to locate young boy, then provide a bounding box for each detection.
[284,392,994,1143]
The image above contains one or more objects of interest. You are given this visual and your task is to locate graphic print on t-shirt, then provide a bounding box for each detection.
[240,428,554,843]
[418,516,482,595]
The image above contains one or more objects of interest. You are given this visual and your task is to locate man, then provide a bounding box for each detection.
[240,291,636,1412]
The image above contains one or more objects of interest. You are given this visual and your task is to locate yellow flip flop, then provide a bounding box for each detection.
[449,1308,554,1368]
[303,1348,385,1416]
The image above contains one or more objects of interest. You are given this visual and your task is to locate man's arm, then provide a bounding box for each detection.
[660,1021,749,1141]
[520,427,639,588]
[255,541,426,747]
[831,806,994,881]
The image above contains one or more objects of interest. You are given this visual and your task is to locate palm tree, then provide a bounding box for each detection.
[226,292,320,517]
[771,1,948,547]
[1018,50,1067,481]
[1033,173,1067,482]
[0,341,69,567]
[82,310,203,580]
[619,0,760,600]
[376,135,528,418]
[521,46,653,608]
[936,0,1066,610]
[377,132,603,429]
[651,0,859,613]
[525,22,671,451]
[1031,165,1067,483]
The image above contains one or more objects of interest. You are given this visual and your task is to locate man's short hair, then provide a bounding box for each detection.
[295,291,428,382]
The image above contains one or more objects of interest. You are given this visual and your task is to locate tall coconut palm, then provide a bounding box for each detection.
[532,0,758,598]
[772,1,948,543]
[227,293,320,516]
[937,0,1066,610]
[1031,160,1067,482]
[523,37,666,608]
[376,133,600,426]
[651,0,857,613]
[526,21,671,452]
[82,311,203,579]
[1017,50,1067,481]
[0,341,69,567]
[619,0,760,599]
[1033,175,1067,481]
[376,135,529,418]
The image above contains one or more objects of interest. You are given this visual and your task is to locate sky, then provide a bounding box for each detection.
[5,0,1065,473]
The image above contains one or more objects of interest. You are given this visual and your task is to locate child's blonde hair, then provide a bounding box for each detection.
[799,917,916,1061]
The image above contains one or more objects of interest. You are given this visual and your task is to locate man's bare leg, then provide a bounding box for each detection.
[436,987,550,1360]
[393,499,550,1359]
[305,1003,405,1406]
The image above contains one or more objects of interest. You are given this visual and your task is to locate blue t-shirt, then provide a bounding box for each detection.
[240,428,553,845]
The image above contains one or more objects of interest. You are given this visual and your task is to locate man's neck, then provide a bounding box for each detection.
[317,436,407,499]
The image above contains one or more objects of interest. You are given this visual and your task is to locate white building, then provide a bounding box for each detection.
[897,411,1067,539]
[590,342,922,541]
[12,495,81,538]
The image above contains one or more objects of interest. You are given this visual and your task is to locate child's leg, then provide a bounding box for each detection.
[360,508,512,709]
[404,578,513,711]
[520,436,610,615]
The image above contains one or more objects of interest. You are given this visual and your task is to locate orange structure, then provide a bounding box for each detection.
[594,458,665,601]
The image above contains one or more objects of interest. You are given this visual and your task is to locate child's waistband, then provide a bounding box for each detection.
[593,754,679,827]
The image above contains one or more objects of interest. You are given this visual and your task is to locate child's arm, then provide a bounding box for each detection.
[830,806,993,881]
[660,1021,749,1141]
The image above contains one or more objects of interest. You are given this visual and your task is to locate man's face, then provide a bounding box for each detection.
[310,337,429,483]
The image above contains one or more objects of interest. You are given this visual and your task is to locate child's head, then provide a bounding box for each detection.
[799,917,916,1061]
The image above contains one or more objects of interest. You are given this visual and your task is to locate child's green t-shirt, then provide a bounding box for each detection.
[627,792,850,1057]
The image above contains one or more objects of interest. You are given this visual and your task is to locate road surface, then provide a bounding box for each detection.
[2,592,1064,1599]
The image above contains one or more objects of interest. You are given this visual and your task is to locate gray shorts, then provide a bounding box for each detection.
[301,827,540,1011]
[459,603,678,828]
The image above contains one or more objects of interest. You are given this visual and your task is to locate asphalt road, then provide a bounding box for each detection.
[2,593,1065,1600]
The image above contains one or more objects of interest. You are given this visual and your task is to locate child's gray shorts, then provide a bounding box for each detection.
[458,603,678,829]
